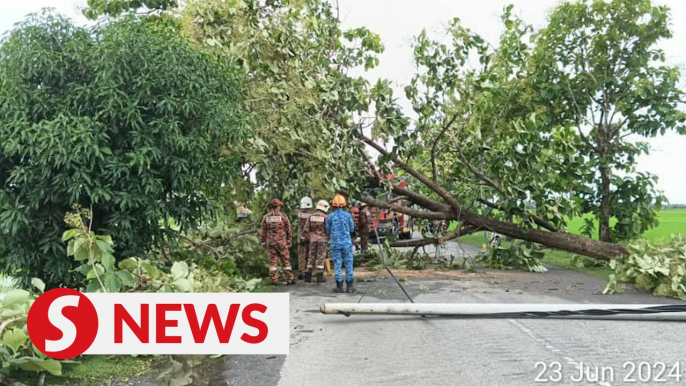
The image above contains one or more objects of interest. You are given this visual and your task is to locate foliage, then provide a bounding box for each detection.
[177,220,268,279]
[476,241,548,272]
[353,249,380,268]
[63,206,196,293]
[405,253,433,271]
[361,0,684,262]
[0,279,79,382]
[570,254,609,269]
[390,6,588,236]
[530,0,684,241]
[367,242,409,271]
[180,0,397,202]
[0,12,246,287]
[84,0,405,204]
[604,235,686,299]
[83,0,178,19]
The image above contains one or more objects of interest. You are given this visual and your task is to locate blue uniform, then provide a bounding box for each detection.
[326,208,355,282]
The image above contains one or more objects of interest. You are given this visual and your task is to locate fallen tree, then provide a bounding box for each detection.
[349,1,682,261]
[356,135,628,260]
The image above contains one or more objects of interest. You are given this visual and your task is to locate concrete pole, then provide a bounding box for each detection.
[320,303,686,321]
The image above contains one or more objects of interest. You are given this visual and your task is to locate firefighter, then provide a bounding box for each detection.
[296,196,313,280]
[260,198,295,285]
[326,194,356,293]
[303,200,329,283]
[358,202,370,252]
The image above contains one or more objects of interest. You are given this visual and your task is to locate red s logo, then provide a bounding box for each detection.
[27,288,99,359]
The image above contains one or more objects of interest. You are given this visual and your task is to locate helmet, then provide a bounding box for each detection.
[237,204,252,218]
[300,196,313,209]
[270,198,283,208]
[332,194,347,208]
[316,200,330,213]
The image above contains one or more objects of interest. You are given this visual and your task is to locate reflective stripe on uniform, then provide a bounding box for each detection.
[266,216,283,223]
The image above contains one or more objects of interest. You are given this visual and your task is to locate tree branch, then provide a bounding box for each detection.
[361,135,461,211]
[389,184,451,213]
[204,229,260,248]
[477,198,558,232]
[358,194,451,221]
[389,223,478,248]
[455,146,506,196]
[430,113,460,183]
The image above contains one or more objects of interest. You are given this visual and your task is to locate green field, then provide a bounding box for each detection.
[564,208,686,244]
[456,208,685,277]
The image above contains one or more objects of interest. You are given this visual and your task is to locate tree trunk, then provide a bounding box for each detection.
[460,211,626,260]
[598,165,612,242]
[359,193,627,261]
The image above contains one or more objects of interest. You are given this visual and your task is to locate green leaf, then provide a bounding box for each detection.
[104,272,122,293]
[61,229,80,241]
[173,278,193,292]
[171,261,189,280]
[115,271,137,288]
[86,265,105,280]
[72,237,90,262]
[142,262,159,280]
[2,328,28,353]
[102,253,116,272]
[12,357,62,375]
[30,278,45,293]
[86,280,102,293]
[118,257,139,272]
[96,235,114,247]
[3,289,29,307]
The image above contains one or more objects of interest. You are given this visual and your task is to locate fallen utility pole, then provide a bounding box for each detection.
[320,303,686,321]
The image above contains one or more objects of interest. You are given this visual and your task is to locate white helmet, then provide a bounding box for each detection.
[300,196,313,209]
[316,200,330,213]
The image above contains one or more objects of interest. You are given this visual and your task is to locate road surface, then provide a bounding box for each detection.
[216,240,686,386]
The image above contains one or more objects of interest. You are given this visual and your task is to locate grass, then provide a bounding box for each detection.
[13,355,160,386]
[563,208,686,244]
[455,208,685,279]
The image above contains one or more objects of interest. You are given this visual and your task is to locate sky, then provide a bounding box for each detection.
[1,0,685,203]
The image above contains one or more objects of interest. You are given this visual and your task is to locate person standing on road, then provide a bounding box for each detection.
[296,197,313,280]
[303,200,330,283]
[260,198,296,285]
[358,202,370,252]
[326,194,356,293]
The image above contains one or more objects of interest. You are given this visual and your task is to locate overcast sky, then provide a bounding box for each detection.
[1,0,685,203]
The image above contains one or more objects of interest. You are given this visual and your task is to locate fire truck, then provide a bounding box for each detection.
[350,173,413,241]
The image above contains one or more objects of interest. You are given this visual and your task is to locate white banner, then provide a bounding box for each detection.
[28,292,290,356]
[84,293,289,355]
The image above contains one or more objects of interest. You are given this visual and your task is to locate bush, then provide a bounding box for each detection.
[476,241,547,272]
[0,278,79,384]
[604,235,686,299]
[0,12,246,287]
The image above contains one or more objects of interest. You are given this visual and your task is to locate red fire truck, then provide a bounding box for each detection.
[350,173,413,241]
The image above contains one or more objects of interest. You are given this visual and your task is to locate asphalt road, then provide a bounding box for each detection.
[217,240,686,386]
